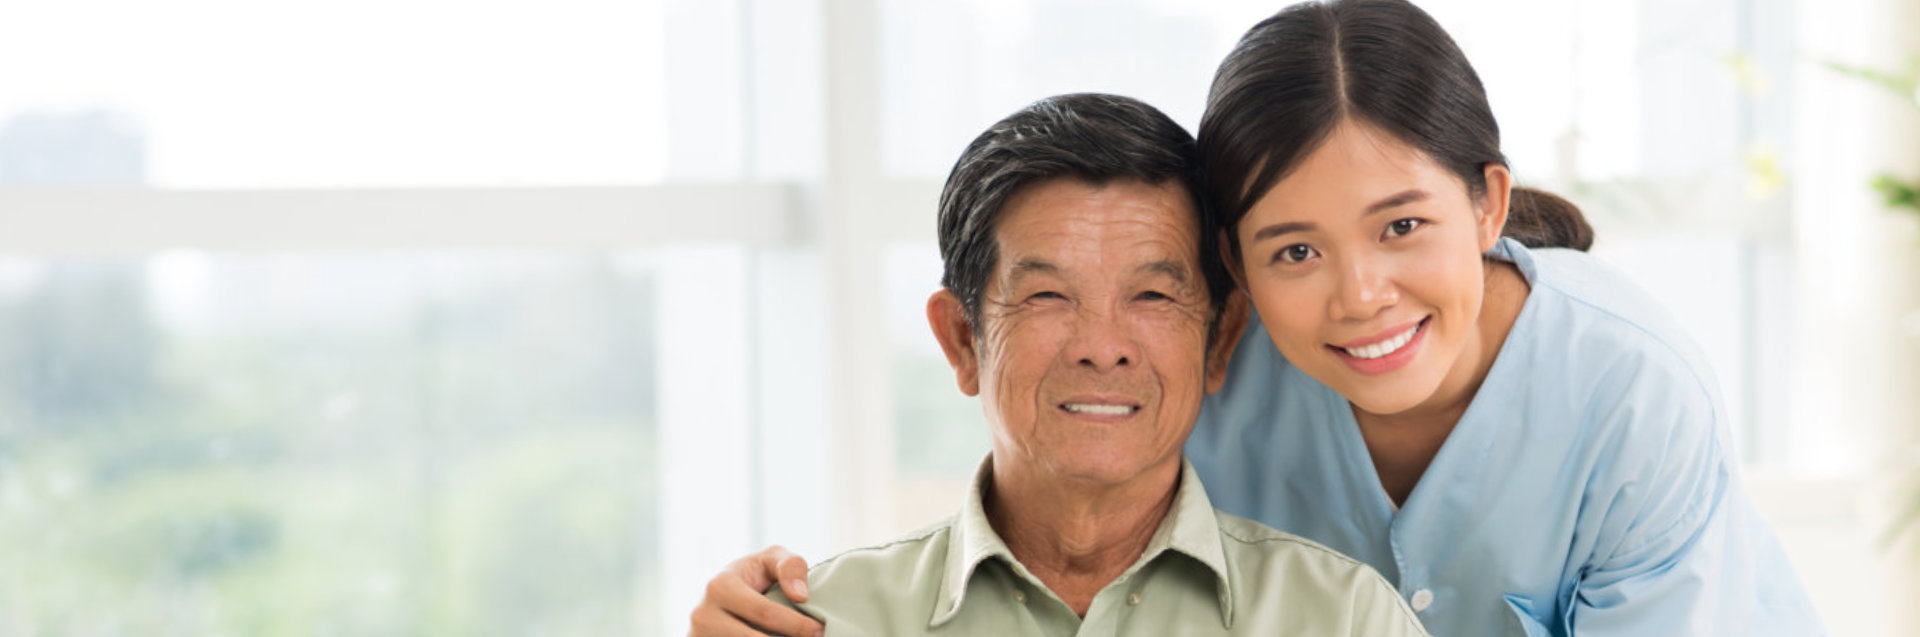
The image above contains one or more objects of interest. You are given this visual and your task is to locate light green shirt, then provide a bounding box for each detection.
[771,456,1428,636]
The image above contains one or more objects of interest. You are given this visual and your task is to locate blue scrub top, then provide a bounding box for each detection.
[1186,238,1825,636]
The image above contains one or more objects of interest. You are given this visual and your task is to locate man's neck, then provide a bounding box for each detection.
[983,457,1182,617]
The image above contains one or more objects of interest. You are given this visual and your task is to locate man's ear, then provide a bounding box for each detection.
[1478,163,1513,252]
[1205,288,1250,395]
[927,289,981,396]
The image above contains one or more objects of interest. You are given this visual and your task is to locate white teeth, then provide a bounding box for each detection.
[1063,403,1134,416]
[1343,323,1421,360]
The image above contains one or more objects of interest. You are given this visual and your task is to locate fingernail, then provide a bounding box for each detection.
[792,578,810,598]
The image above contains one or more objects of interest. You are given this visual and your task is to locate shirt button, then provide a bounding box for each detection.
[1410,589,1434,612]
[1013,589,1027,604]
[1127,592,1142,606]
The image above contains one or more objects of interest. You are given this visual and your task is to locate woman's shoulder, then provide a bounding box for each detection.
[1487,248,1742,540]
[1514,246,1720,392]
[1515,246,1687,336]
[1506,245,1732,450]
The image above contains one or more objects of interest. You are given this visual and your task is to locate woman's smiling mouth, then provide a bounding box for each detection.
[1328,317,1431,373]
[1338,318,1426,359]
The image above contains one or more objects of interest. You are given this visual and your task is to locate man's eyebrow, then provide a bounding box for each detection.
[1249,189,1432,241]
[1138,259,1191,283]
[1008,258,1061,280]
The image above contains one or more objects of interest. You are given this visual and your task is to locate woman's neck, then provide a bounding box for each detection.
[1354,259,1531,505]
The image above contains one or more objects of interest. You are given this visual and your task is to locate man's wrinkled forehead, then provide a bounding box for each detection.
[1002,256,1194,287]
[988,182,1203,285]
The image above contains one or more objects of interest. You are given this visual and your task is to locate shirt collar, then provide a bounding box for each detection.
[931,454,1236,628]
[932,456,1013,627]
[1487,236,1540,284]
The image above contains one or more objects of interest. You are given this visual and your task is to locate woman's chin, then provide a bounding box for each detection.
[1331,372,1441,418]
[1346,394,1423,418]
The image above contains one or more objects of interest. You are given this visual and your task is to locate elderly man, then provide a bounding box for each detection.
[724,94,1425,636]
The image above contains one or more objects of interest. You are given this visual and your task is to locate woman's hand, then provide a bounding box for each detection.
[688,546,823,637]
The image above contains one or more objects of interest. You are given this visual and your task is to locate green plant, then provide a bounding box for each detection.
[1831,57,1920,549]
[1826,58,1920,216]
[1893,478,1920,549]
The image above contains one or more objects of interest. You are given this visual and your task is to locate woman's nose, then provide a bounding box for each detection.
[1331,255,1399,321]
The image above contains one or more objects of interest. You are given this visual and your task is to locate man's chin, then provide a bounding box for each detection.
[1037,453,1180,489]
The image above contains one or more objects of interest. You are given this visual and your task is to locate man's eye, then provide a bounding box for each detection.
[1386,218,1423,238]
[1030,291,1065,301]
[1275,244,1316,264]
[1136,290,1172,302]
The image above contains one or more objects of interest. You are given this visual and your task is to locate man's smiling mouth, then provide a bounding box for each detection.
[1060,403,1140,416]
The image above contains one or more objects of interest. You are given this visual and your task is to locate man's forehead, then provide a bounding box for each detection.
[1001,176,1192,214]
[1003,255,1195,281]
[996,178,1197,235]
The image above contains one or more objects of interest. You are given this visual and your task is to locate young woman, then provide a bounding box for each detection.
[691,1,1824,635]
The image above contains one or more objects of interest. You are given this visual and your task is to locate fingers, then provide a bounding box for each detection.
[743,545,814,602]
[688,598,772,637]
[771,551,813,602]
[730,548,779,593]
[692,563,824,637]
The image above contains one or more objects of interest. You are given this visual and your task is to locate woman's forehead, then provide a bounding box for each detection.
[1252,124,1463,217]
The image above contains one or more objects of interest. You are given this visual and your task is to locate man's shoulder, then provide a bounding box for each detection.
[1213,509,1372,573]
[808,517,955,585]
[765,519,958,634]
[1212,510,1429,635]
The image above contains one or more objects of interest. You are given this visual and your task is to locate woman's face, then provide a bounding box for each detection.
[1234,119,1508,418]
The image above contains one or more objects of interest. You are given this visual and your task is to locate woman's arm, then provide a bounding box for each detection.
[688,546,825,637]
[1560,367,1822,636]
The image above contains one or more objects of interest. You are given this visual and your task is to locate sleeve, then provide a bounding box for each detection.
[1561,359,1815,636]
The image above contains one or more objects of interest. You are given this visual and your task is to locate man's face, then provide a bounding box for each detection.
[930,177,1235,487]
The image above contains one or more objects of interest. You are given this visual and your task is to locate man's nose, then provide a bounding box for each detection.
[1331,254,1399,321]
[1070,309,1138,372]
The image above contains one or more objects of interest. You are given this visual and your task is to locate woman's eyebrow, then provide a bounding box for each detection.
[1365,189,1430,216]
[1251,189,1432,242]
[1252,221,1314,241]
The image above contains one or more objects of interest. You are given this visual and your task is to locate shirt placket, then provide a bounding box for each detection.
[1073,576,1138,636]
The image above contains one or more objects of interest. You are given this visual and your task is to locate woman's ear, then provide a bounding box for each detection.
[927,289,981,396]
[1478,164,1513,252]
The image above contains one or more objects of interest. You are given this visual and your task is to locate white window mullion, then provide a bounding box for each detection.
[0,185,798,255]
[655,245,753,637]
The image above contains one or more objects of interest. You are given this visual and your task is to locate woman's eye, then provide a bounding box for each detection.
[1030,291,1065,301]
[1385,218,1423,238]
[1275,244,1316,264]
[1136,290,1172,302]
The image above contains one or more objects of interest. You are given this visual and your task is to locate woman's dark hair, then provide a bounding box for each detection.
[1197,0,1593,254]
[937,93,1234,337]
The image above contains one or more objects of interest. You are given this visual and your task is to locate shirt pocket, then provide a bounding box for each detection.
[1502,594,1553,637]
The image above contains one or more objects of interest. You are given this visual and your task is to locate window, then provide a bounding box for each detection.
[3,0,1906,635]
[0,0,670,188]
[0,252,666,635]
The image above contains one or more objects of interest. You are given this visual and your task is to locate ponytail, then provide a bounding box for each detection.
[1502,186,1593,251]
